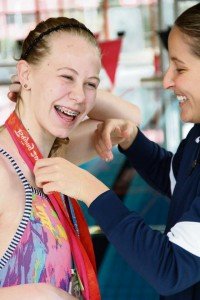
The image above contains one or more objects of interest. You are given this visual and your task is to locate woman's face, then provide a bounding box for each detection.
[23,32,101,139]
[163,26,200,123]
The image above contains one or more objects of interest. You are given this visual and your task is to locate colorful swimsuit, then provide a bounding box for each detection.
[0,148,73,292]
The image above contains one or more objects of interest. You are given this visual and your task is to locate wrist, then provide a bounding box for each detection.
[119,126,138,150]
[84,172,109,206]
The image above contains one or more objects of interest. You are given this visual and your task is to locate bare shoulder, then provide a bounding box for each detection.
[0,155,11,185]
[96,88,110,98]
[0,155,15,213]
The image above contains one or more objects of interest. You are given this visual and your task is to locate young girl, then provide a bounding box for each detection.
[0,17,140,300]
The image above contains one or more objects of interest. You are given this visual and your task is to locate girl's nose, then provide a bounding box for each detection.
[69,85,85,103]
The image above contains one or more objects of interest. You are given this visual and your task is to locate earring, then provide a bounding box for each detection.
[24,84,28,89]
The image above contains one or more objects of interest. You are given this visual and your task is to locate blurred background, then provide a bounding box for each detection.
[0,1,198,299]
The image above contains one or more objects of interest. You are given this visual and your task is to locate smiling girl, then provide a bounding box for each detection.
[0,17,141,300]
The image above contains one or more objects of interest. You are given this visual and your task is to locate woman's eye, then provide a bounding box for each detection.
[176,68,185,73]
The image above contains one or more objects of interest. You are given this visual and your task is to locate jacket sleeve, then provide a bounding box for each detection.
[89,190,200,296]
[118,129,185,198]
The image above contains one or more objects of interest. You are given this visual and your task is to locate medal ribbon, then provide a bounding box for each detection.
[5,111,100,300]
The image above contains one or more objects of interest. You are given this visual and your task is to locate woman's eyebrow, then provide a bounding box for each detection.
[171,57,186,65]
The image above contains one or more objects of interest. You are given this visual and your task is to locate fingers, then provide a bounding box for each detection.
[97,122,112,150]
[11,74,19,84]
[94,129,113,161]
[94,120,128,161]
[42,182,57,194]
[9,82,21,93]
[34,157,64,171]
[7,75,21,102]
[94,119,136,161]
[34,171,58,188]
[8,78,21,102]
[34,158,62,188]
[95,122,116,161]
[7,91,17,102]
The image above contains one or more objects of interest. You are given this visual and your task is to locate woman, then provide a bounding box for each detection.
[0,17,140,300]
[32,4,200,300]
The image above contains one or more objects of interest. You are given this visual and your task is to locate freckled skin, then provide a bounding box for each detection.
[18,33,101,145]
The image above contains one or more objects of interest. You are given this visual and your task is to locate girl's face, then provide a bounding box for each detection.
[163,26,200,124]
[20,32,101,139]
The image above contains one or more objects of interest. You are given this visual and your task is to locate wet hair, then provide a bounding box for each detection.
[175,3,200,58]
[20,17,100,63]
[18,17,100,157]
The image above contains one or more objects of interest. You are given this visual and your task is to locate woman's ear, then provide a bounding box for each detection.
[17,60,31,90]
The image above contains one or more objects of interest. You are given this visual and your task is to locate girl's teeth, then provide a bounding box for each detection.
[55,105,79,116]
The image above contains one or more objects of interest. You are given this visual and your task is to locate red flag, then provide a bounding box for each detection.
[99,39,122,86]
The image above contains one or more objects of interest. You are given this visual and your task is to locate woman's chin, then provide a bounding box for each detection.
[180,114,192,124]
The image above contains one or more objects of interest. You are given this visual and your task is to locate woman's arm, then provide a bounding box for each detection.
[33,156,200,296]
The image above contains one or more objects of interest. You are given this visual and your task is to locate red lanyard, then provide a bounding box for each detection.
[5,111,100,300]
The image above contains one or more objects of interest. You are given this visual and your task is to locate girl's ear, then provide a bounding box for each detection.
[17,60,31,90]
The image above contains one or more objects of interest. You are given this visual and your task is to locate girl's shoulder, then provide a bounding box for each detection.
[0,154,12,184]
[0,155,13,213]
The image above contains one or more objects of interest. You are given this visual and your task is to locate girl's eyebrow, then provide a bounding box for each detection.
[88,76,100,83]
[57,67,78,74]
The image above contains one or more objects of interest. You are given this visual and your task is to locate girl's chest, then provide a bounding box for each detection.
[0,181,25,258]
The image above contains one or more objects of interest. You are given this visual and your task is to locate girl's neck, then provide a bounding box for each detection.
[15,108,55,158]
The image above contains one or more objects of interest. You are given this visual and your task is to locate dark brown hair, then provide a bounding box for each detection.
[175,3,200,58]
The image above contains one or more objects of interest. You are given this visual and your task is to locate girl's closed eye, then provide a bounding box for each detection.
[61,75,74,81]
[86,82,97,89]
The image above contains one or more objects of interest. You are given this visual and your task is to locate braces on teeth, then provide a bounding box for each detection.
[55,106,79,116]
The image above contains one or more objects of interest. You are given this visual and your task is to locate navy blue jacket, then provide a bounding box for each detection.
[89,125,200,300]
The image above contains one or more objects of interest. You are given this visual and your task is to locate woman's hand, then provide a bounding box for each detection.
[7,74,21,102]
[34,157,109,206]
[94,119,138,161]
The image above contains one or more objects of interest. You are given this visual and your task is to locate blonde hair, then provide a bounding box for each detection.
[49,137,70,158]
